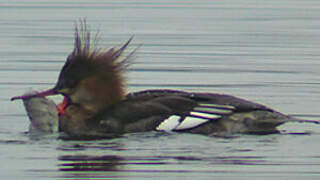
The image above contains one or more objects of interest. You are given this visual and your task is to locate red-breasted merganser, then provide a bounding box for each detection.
[11,22,319,139]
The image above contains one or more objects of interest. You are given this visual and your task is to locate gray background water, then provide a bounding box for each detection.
[1,0,320,179]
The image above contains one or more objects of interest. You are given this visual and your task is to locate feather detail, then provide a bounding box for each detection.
[156,115,180,131]
[175,116,209,130]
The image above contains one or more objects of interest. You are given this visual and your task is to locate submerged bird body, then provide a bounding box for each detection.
[92,90,285,134]
[60,89,316,138]
[12,22,319,139]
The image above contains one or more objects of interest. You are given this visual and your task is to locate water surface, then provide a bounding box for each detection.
[1,0,320,179]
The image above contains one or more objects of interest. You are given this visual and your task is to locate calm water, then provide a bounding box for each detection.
[1,0,320,179]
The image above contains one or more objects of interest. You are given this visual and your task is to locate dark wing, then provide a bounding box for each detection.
[97,89,280,133]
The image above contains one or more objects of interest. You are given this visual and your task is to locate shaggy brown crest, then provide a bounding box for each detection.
[11,20,135,112]
[54,21,134,94]
[10,21,134,102]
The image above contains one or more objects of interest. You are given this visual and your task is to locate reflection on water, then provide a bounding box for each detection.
[1,0,320,179]
[52,132,320,179]
[59,155,123,172]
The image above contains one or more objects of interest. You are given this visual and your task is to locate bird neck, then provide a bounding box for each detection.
[71,75,125,114]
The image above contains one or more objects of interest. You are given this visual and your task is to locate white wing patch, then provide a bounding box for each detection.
[156,115,180,131]
[175,116,209,130]
[190,111,221,119]
[193,107,232,114]
[156,103,235,131]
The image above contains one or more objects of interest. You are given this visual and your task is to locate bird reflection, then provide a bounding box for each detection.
[58,155,123,172]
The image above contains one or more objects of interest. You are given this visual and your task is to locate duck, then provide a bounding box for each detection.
[11,22,319,139]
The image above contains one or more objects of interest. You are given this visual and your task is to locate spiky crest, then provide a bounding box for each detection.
[52,20,135,114]
[66,20,133,76]
[55,20,134,93]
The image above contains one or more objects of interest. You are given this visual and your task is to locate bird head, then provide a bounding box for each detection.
[12,22,134,113]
